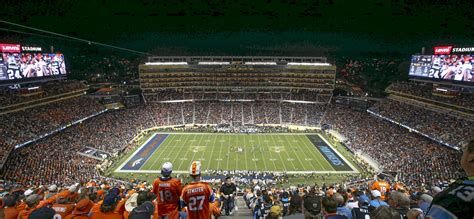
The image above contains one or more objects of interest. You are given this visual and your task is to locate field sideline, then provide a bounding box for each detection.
[115,133,358,174]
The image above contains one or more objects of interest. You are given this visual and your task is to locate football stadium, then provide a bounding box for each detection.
[0,1,473,219]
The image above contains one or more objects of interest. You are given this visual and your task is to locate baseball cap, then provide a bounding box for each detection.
[25,194,42,207]
[103,191,120,206]
[304,195,322,216]
[357,195,370,205]
[161,162,173,177]
[431,186,442,194]
[419,194,433,203]
[371,190,381,198]
[48,185,57,192]
[73,199,94,215]
[189,161,202,176]
[24,189,33,197]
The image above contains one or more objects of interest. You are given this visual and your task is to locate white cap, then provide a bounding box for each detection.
[161,162,173,176]
[189,161,202,176]
[48,184,57,192]
[420,194,433,203]
[69,183,80,192]
[24,189,33,196]
[431,186,442,194]
[371,190,381,198]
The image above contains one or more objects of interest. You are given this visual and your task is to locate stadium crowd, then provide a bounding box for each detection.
[143,90,332,103]
[0,80,87,107]
[0,96,105,147]
[322,105,465,187]
[337,57,403,93]
[0,79,472,218]
[387,82,474,109]
[369,99,473,147]
[0,138,472,219]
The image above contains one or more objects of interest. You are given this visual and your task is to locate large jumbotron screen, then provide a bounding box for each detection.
[408,46,474,84]
[409,54,473,83]
[0,44,67,82]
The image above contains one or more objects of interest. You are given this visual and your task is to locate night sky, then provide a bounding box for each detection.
[1,0,473,57]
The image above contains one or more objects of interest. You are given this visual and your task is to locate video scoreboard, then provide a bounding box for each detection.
[409,46,473,84]
[0,43,67,83]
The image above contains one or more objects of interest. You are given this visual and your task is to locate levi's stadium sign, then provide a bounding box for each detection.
[434,46,474,54]
[0,44,21,53]
[21,46,42,52]
[0,44,43,52]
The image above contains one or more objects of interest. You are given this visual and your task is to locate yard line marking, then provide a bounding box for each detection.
[188,134,206,168]
[265,135,280,171]
[147,134,176,170]
[217,134,224,169]
[175,134,193,171]
[269,135,291,171]
[206,134,219,170]
[256,135,269,171]
[282,135,311,171]
[301,135,328,170]
[243,133,248,170]
[226,134,231,170]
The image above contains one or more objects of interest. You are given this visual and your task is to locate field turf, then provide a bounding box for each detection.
[115,133,357,174]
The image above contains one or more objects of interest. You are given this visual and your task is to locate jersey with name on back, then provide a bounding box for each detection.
[153,177,182,217]
[181,181,214,219]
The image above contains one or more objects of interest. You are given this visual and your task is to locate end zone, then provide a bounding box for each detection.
[115,133,168,172]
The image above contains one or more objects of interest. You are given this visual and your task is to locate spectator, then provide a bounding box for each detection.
[351,194,371,219]
[303,192,323,219]
[3,194,19,219]
[387,191,410,218]
[181,161,214,219]
[427,139,474,219]
[17,194,42,219]
[369,190,388,210]
[322,196,347,219]
[152,162,182,219]
[370,206,401,219]
[334,193,352,219]
[64,198,94,219]
[220,176,237,215]
[89,188,123,219]
[28,207,56,219]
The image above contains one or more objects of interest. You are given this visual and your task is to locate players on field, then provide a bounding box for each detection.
[152,162,182,219]
[181,161,215,219]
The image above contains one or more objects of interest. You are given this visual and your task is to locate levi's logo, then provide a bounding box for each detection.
[434,46,453,55]
[0,44,21,52]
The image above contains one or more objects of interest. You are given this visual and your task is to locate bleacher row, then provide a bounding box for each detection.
[143,90,332,103]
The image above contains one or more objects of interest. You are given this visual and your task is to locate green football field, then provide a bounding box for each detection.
[115,133,357,174]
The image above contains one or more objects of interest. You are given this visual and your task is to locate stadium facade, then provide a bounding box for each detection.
[139,56,336,103]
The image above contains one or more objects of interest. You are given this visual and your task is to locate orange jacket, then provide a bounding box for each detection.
[89,211,123,219]
[51,203,75,218]
[4,207,19,219]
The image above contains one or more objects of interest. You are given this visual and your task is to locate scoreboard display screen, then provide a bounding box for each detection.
[409,54,474,83]
[0,52,67,81]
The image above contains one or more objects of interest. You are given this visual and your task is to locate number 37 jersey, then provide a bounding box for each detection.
[181,181,215,219]
[152,177,183,216]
